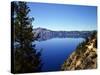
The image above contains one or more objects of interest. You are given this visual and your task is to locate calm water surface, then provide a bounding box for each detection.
[34,38,84,72]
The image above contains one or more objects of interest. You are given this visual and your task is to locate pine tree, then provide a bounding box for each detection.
[11,1,42,73]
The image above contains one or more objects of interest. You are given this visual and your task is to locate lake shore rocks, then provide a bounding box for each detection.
[61,31,97,70]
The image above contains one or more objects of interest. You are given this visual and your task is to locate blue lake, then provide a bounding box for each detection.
[34,38,84,72]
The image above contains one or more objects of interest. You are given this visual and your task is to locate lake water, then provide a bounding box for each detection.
[34,38,84,72]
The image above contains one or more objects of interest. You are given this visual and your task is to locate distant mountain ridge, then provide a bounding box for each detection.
[33,27,94,41]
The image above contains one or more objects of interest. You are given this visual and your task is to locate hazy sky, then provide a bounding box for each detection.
[27,2,97,31]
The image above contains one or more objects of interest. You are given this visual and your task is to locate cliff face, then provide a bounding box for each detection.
[33,27,92,41]
[61,32,97,70]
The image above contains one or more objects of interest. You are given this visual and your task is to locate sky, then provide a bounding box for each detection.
[27,2,97,31]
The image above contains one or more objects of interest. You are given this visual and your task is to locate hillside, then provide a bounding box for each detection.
[33,27,92,41]
[61,31,97,70]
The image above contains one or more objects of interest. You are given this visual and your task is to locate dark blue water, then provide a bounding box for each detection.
[34,38,84,72]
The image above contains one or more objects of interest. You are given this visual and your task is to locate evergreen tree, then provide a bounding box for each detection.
[11,1,42,73]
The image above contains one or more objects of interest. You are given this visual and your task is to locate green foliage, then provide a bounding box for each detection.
[61,31,97,70]
[11,1,42,73]
[94,39,97,48]
[76,41,87,55]
[76,30,97,55]
[91,31,97,39]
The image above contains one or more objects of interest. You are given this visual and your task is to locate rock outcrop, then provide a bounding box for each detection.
[61,31,97,70]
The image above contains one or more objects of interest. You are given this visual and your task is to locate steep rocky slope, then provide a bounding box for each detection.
[61,31,97,70]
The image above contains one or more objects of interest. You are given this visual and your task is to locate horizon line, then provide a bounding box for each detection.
[33,27,97,32]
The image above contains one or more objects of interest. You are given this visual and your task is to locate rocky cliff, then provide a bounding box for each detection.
[33,27,92,41]
[61,31,97,70]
